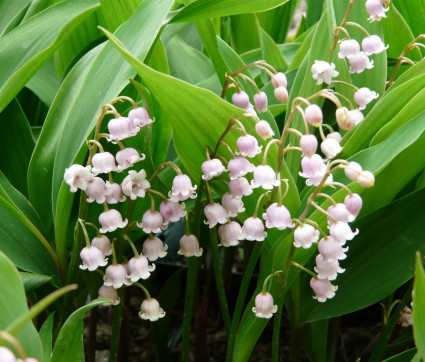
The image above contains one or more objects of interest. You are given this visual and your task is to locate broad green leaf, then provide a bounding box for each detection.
[0,0,100,113]
[100,0,142,32]
[305,0,324,28]
[390,58,425,89]
[20,272,52,292]
[22,0,63,23]
[171,0,290,23]
[302,319,334,362]
[0,2,30,37]
[382,348,418,362]
[395,0,425,39]
[0,0,30,35]
[383,4,422,62]
[39,313,54,362]
[300,188,425,322]
[229,14,260,54]
[28,0,174,267]
[0,99,34,195]
[51,299,108,362]
[0,252,43,359]
[413,253,425,359]
[259,28,288,71]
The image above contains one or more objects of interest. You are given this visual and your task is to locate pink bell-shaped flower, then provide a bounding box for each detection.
[137,210,167,233]
[139,298,166,321]
[251,165,280,190]
[293,224,320,248]
[232,91,250,109]
[91,235,112,257]
[314,254,345,281]
[354,87,379,110]
[108,117,139,141]
[218,221,245,247]
[242,217,267,241]
[274,86,289,103]
[169,174,197,201]
[358,171,375,188]
[299,154,327,186]
[329,222,359,245]
[305,105,323,127]
[244,103,257,117]
[115,148,145,172]
[228,177,253,197]
[178,234,203,257]
[318,237,348,261]
[204,203,228,228]
[365,0,389,22]
[99,209,128,233]
[98,285,120,305]
[348,52,374,74]
[300,135,318,157]
[254,92,268,113]
[338,39,361,59]
[222,192,245,217]
[255,120,275,140]
[64,164,94,192]
[236,134,262,158]
[127,255,155,282]
[311,60,339,85]
[159,200,187,223]
[321,138,342,159]
[79,246,107,271]
[271,72,287,88]
[262,203,294,230]
[91,152,116,175]
[86,177,110,204]
[201,159,226,181]
[344,161,363,182]
[252,292,278,318]
[128,107,153,127]
[310,278,338,302]
[0,347,16,362]
[105,182,126,203]
[142,236,168,261]
[327,203,355,225]
[104,264,131,289]
[362,35,388,55]
[121,169,151,200]
[228,157,254,180]
[344,194,363,216]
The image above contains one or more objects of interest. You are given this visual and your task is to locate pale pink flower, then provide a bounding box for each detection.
[218,222,245,247]
[314,254,345,281]
[178,234,203,257]
[204,203,228,228]
[305,105,323,127]
[159,200,186,223]
[327,203,355,225]
[236,134,262,158]
[251,165,280,190]
[321,138,342,159]
[358,171,375,188]
[348,109,364,126]
[329,222,359,245]
[105,182,126,203]
[348,52,374,73]
[91,235,112,257]
[98,285,120,305]
[104,264,131,289]
[64,164,94,192]
[92,152,116,175]
[228,157,254,180]
[137,210,167,233]
[79,246,107,271]
[365,0,389,22]
[121,169,150,200]
[399,307,413,327]
[263,203,294,230]
[311,60,339,85]
[232,91,250,109]
[128,107,153,127]
[254,92,268,113]
[139,298,166,321]
[271,72,287,88]
[354,87,379,110]
[0,347,16,362]
[310,278,338,302]
[142,236,168,261]
[202,159,226,181]
[127,255,155,282]
[299,154,328,186]
[86,177,110,204]
[274,87,288,103]
[99,209,128,233]
[344,162,363,182]
[252,292,278,318]
[338,39,361,59]
[242,217,267,241]
[222,192,245,217]
[300,135,318,157]
[115,148,145,171]
[169,175,197,201]
[255,120,274,140]
[362,35,388,55]
[294,224,320,248]
[228,177,253,197]
[344,194,363,216]
[336,107,353,130]
[318,237,348,260]
[108,117,139,141]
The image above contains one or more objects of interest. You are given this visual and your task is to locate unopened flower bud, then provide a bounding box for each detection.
[305,105,323,127]
[255,120,275,140]
[358,171,375,188]
[344,162,363,182]
[0,347,16,362]
[252,292,278,318]
[344,194,363,216]
[178,234,203,257]
[399,307,413,327]
[274,87,288,103]
[336,107,353,130]
[232,91,250,109]
[254,92,268,112]
[300,135,318,157]
[271,72,287,88]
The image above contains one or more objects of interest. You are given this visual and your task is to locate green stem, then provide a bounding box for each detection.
[226,242,262,362]
[123,234,139,257]
[133,282,151,299]
[108,290,123,362]
[209,228,231,336]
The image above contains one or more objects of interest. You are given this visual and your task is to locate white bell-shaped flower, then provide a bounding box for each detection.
[228,157,254,180]
[169,175,197,201]
[64,164,94,192]
[251,165,280,190]
[228,177,253,197]
[142,236,168,261]
[99,209,128,233]
[310,278,338,302]
[139,298,166,321]
[201,159,226,181]
[104,264,131,289]
[293,224,320,249]
[314,254,345,281]
[137,210,167,233]
[159,200,186,223]
[262,203,294,230]
[235,135,262,158]
[204,203,228,228]
[115,148,145,172]
[91,235,112,257]
[242,217,267,241]
[79,246,107,271]
[252,292,278,319]
[218,221,245,247]
[127,255,155,282]
[222,192,245,217]
[178,234,203,257]
[311,60,339,85]
[98,285,120,305]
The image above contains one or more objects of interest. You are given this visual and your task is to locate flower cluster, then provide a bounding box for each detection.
[64,96,202,322]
